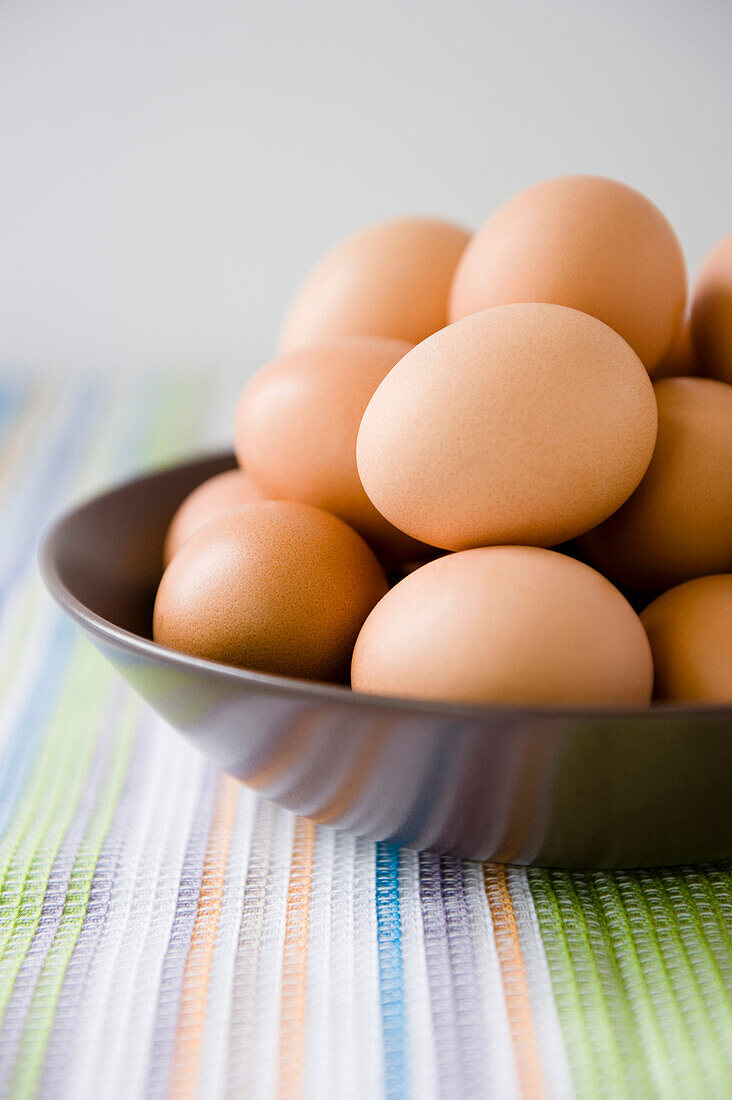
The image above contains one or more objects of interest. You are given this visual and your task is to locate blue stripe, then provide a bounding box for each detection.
[375,842,408,1099]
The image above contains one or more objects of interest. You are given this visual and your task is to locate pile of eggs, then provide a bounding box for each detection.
[153,175,732,707]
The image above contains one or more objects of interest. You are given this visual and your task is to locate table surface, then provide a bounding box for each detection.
[1,371,731,1099]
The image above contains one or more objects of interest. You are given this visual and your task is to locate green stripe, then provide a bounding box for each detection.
[703,866,732,931]
[529,870,628,1098]
[530,868,732,1097]
[0,644,114,1008]
[10,692,138,1098]
[678,867,732,983]
[612,871,702,1091]
[0,376,209,1086]
[587,874,676,1096]
[634,871,732,1091]
[569,874,655,1097]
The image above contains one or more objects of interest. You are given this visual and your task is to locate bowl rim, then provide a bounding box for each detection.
[38,450,732,725]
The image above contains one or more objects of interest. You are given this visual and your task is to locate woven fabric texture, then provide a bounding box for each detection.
[0,372,731,1099]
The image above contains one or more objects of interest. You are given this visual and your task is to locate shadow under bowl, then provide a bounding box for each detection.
[39,451,732,868]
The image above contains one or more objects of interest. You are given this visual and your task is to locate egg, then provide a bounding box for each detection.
[449,175,686,372]
[653,319,696,379]
[234,336,426,561]
[351,547,653,706]
[153,501,388,682]
[163,468,267,566]
[691,231,732,385]
[278,216,470,352]
[580,377,732,592]
[357,304,657,551]
[641,575,732,703]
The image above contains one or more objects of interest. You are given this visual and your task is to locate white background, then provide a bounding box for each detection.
[1,0,730,382]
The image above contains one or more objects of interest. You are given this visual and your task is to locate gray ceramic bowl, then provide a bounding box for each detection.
[39,451,732,868]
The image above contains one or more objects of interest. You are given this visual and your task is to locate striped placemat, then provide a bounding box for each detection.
[1,370,731,1098]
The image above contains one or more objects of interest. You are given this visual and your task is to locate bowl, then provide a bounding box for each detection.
[39,451,732,868]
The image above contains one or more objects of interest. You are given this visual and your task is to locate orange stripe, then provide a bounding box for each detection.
[277,817,315,1100]
[170,775,239,1098]
[483,863,545,1099]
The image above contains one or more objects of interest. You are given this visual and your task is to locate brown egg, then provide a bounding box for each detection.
[278,216,470,352]
[580,377,732,591]
[153,501,388,682]
[163,468,267,566]
[691,231,732,385]
[357,304,657,551]
[449,175,686,372]
[352,547,653,706]
[641,575,732,703]
[652,319,696,379]
[235,336,428,562]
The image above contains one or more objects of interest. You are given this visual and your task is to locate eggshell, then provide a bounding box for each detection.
[235,336,426,561]
[351,546,653,706]
[357,304,658,551]
[278,216,470,352]
[580,377,732,591]
[449,175,686,372]
[652,319,696,379]
[153,501,388,682]
[641,575,732,703]
[163,468,267,566]
[691,231,732,385]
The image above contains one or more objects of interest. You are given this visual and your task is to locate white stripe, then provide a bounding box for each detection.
[58,711,177,1096]
[246,806,293,1100]
[462,861,520,1098]
[302,826,334,1100]
[197,787,256,1097]
[507,867,574,1099]
[350,836,383,1100]
[85,724,207,1096]
[321,830,357,1098]
[398,848,440,1100]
